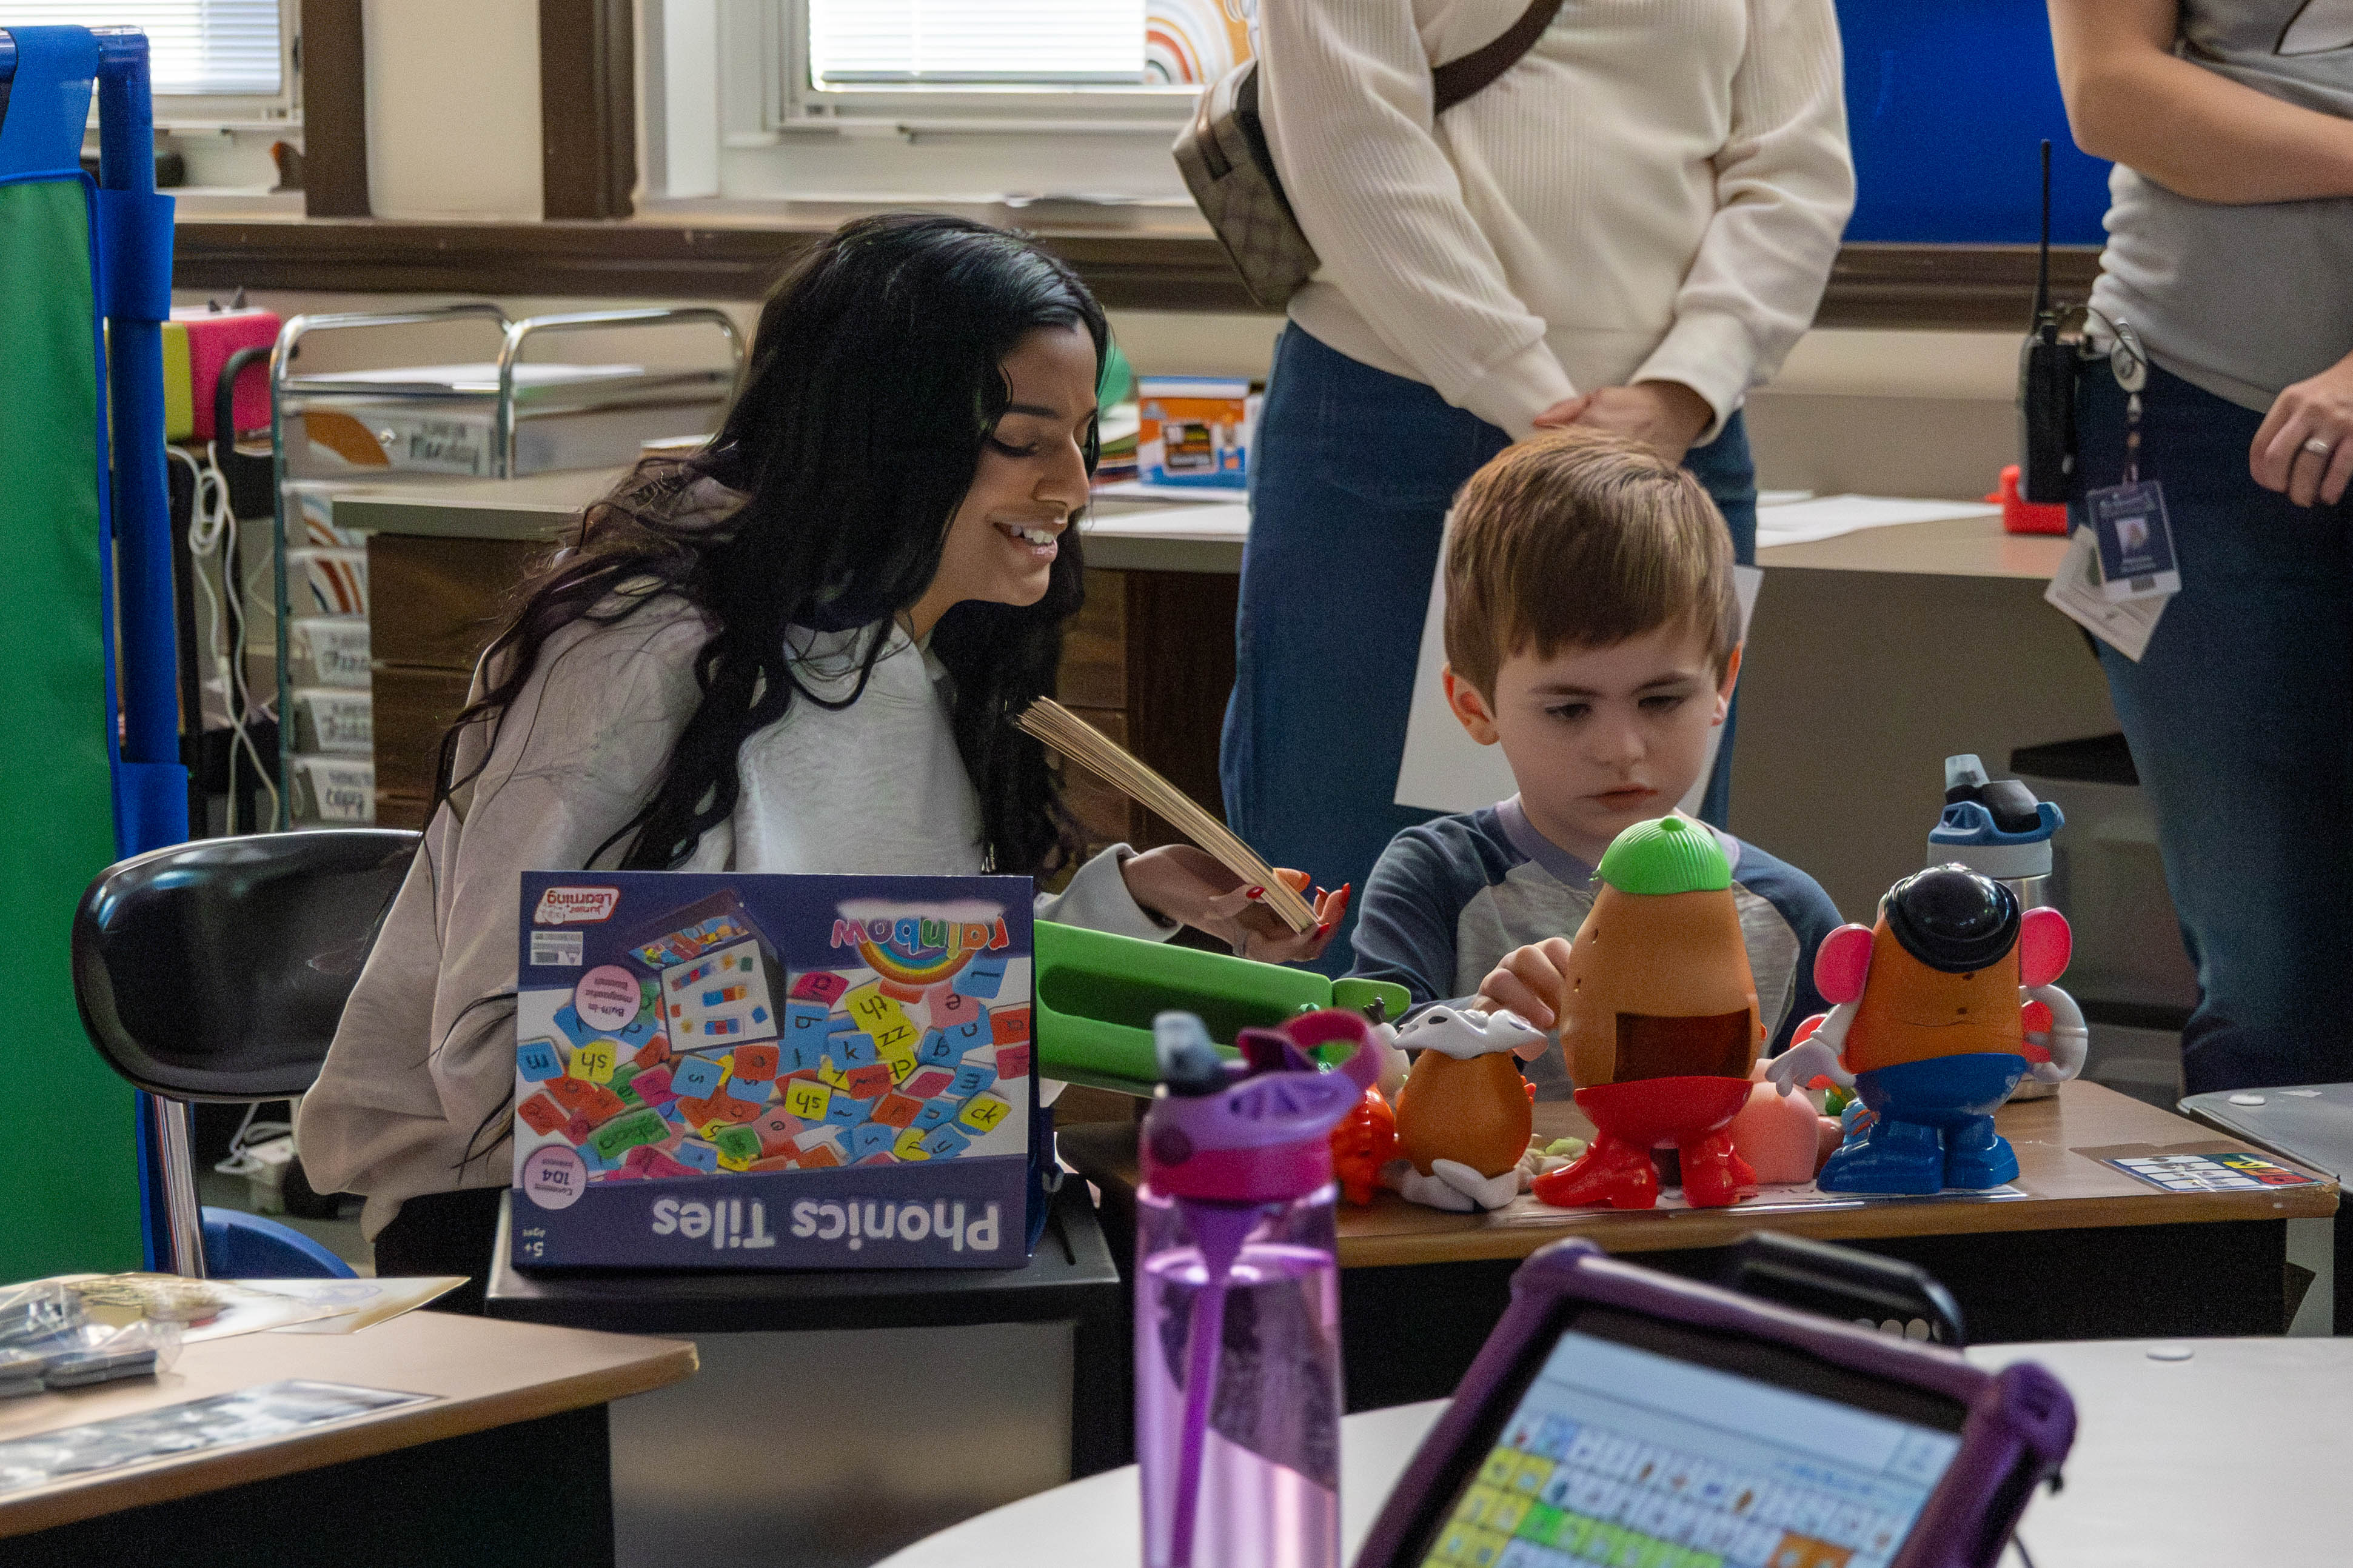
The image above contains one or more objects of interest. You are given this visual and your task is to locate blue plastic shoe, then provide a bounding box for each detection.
[1818,1116,1945,1195]
[1940,1115,2021,1190]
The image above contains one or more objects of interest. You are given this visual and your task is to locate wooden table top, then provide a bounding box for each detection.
[1755,513,2070,581]
[0,1309,695,1540]
[1058,1079,2338,1268]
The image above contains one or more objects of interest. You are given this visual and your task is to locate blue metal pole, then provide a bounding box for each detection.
[93,30,186,823]
[90,27,188,1269]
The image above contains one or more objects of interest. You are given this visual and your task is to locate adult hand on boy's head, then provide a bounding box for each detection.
[1542,381,1713,462]
[1117,847,1351,965]
[1476,938,1575,1030]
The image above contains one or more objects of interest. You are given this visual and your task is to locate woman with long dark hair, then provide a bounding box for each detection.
[300,216,1344,1301]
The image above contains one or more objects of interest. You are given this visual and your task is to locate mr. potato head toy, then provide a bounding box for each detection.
[1767,864,2087,1194]
[1528,817,1767,1211]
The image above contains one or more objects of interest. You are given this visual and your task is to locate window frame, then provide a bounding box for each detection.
[771,0,1207,136]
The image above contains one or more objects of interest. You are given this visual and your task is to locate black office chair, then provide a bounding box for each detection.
[72,829,421,1276]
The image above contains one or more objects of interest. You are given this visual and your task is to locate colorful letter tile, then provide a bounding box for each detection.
[948,1061,997,1099]
[911,1098,959,1132]
[789,970,849,1006]
[783,1078,833,1121]
[957,1093,1012,1135]
[994,1044,1031,1080]
[989,1006,1031,1047]
[517,1092,569,1137]
[589,1107,671,1164]
[570,1041,617,1084]
[952,956,1008,999]
[674,1138,720,1173]
[849,1123,899,1161]
[920,1124,971,1158]
[672,1056,723,1098]
[843,1063,896,1100]
[871,1093,923,1130]
[517,1037,565,1082]
[902,1066,954,1100]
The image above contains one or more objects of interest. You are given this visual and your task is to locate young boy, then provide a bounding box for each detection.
[1350,432,1840,1099]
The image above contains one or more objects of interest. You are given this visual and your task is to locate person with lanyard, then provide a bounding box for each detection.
[2049,2,2353,1092]
[297,216,1346,1307]
[1219,0,1855,975]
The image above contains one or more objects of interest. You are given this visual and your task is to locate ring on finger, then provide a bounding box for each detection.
[2305,436,2336,458]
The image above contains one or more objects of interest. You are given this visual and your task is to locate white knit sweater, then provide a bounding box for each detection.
[1260,0,1855,440]
[299,599,1171,1238]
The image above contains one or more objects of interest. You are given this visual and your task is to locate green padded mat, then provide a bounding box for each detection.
[0,177,144,1277]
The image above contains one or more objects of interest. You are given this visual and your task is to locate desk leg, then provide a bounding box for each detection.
[1072,1296,1133,1476]
[11,1403,615,1568]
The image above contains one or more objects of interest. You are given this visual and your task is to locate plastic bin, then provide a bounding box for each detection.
[289,687,373,756]
[289,617,371,689]
[289,755,376,824]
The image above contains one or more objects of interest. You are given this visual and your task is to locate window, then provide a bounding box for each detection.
[808,1,1149,86]
[651,0,1252,203]
[3,1,287,98]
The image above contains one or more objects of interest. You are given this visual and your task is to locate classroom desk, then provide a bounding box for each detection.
[1062,1081,2335,1411]
[2181,1082,2353,1337]
[486,1178,1128,1473]
[0,1309,693,1568]
[488,1179,1126,1565]
[875,1335,2353,1568]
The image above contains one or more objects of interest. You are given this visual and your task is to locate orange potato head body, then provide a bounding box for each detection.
[1534,818,1766,1212]
[1769,864,2084,1195]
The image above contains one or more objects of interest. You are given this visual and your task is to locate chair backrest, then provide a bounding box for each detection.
[73,830,421,1100]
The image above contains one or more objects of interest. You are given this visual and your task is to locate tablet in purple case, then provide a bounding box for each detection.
[1353,1239,2073,1568]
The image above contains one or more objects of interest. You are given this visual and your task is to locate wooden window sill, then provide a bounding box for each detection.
[172,211,2102,330]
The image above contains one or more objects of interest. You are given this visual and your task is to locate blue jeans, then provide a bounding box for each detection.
[2074,364,2353,1093]
[1222,327,1757,976]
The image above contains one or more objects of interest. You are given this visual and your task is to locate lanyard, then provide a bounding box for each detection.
[2109,319,2149,484]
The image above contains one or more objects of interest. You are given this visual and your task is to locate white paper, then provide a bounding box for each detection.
[2044,525,2167,661]
[1079,502,1251,541]
[1088,479,1246,503]
[1753,494,2000,549]
[1394,541,1763,815]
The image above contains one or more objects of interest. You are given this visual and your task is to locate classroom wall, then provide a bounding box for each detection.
[360,0,545,219]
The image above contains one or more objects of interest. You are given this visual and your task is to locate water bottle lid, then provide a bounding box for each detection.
[1140,1010,1381,1203]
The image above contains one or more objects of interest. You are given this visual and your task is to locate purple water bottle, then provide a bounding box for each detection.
[1136,1007,1382,1568]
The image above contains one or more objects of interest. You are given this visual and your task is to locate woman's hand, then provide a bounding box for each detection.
[1532,381,1713,462]
[1117,846,1350,964]
[1474,938,1575,1030]
[2252,352,2353,508]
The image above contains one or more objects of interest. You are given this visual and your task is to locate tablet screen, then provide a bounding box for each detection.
[1417,1310,1966,1568]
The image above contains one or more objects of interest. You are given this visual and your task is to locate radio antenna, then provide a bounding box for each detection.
[2033,139,2055,337]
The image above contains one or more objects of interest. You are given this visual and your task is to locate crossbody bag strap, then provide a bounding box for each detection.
[1430,0,1567,115]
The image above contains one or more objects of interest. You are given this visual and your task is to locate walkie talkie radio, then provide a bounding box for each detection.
[2017,140,2076,504]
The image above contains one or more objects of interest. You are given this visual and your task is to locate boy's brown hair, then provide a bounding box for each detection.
[1443,429,1738,698]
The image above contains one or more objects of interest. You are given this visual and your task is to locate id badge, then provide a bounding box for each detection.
[2084,479,2180,601]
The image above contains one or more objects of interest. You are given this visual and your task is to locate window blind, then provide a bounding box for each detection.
[3,1,284,96]
[808,0,1147,85]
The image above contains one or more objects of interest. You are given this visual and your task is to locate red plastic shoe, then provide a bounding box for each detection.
[1678,1127,1757,1209]
[1532,1133,1659,1210]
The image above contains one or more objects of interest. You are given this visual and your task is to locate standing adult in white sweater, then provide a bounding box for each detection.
[1221,0,1853,975]
[300,217,1344,1306]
